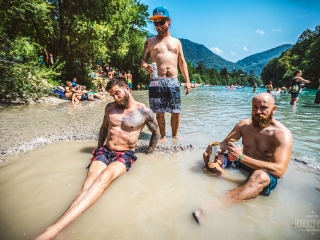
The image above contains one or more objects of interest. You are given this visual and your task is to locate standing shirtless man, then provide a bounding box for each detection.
[127,70,133,90]
[36,77,160,239]
[193,93,293,224]
[141,5,191,142]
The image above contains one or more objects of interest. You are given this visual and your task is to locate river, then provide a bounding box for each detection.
[0,86,319,239]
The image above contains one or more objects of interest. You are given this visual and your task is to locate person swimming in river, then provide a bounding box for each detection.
[192,93,293,225]
[36,77,160,240]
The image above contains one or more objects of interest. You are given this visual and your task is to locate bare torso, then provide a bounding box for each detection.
[127,73,132,81]
[101,102,148,151]
[239,118,289,163]
[147,36,180,78]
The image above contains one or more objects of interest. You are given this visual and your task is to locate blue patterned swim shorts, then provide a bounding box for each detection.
[149,78,181,113]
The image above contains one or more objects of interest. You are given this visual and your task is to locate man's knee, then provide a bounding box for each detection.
[248,170,270,188]
[156,112,165,118]
[97,162,126,185]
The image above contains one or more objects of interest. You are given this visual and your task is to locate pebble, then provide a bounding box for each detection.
[0,136,206,162]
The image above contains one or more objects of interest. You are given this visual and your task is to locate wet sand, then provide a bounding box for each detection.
[0,141,319,240]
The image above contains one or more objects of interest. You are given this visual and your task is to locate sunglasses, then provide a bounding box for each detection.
[153,19,167,27]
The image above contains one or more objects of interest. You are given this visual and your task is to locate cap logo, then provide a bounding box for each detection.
[154,11,164,16]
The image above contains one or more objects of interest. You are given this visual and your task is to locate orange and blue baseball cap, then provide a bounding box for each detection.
[149,5,170,20]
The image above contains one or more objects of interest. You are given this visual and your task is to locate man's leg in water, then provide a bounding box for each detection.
[156,112,166,142]
[171,113,180,138]
[193,170,270,224]
[36,161,126,240]
[223,170,270,204]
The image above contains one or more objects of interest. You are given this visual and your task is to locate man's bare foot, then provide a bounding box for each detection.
[35,225,60,240]
[192,209,204,225]
[159,136,167,143]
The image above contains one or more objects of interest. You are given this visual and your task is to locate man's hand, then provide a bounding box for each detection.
[226,142,242,161]
[143,64,154,74]
[184,82,191,95]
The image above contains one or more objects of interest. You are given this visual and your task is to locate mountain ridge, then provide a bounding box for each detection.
[179,38,292,76]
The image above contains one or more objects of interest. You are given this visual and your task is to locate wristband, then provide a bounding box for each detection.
[237,153,244,162]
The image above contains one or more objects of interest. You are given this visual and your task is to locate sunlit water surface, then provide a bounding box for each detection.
[0,87,319,240]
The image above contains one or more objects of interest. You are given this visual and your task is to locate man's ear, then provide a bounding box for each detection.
[273,105,277,113]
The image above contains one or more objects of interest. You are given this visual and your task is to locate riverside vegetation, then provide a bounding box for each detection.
[0,1,319,103]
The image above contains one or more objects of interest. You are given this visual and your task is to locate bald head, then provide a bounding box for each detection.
[252,93,275,106]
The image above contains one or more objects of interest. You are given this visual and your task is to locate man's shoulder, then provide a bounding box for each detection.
[105,102,115,110]
[134,101,153,115]
[237,118,252,126]
[272,120,292,136]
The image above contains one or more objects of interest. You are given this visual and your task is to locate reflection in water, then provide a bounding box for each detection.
[0,87,320,239]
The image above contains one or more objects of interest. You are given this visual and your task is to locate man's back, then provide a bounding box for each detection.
[147,36,180,78]
[127,73,132,81]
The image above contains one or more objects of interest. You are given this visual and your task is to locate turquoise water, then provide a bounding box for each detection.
[0,86,319,169]
[0,87,320,240]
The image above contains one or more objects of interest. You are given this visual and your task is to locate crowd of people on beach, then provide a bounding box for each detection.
[54,64,136,105]
[36,5,318,239]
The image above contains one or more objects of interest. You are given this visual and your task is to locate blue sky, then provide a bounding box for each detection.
[141,0,320,62]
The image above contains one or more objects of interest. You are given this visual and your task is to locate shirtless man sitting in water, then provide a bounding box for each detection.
[36,77,160,239]
[193,92,293,224]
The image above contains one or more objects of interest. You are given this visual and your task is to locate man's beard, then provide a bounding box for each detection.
[157,26,169,35]
[252,113,273,128]
[115,93,129,109]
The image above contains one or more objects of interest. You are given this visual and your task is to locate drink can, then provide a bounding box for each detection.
[210,142,220,163]
[228,138,239,161]
[152,62,158,78]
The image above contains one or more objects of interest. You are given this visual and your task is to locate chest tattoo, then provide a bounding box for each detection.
[123,110,144,127]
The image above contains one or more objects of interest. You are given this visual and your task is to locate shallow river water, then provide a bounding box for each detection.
[0,87,320,240]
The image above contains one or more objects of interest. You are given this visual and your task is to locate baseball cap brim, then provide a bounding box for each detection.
[149,15,168,20]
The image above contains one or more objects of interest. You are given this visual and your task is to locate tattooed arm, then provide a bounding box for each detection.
[97,104,110,147]
[141,39,153,74]
[143,107,160,154]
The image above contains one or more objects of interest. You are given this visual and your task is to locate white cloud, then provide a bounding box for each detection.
[210,47,223,55]
[243,46,248,51]
[272,29,282,32]
[234,44,238,46]
[256,29,264,35]
[231,52,236,56]
[256,29,265,35]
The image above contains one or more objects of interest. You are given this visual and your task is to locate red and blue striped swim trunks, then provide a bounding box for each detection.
[89,146,137,170]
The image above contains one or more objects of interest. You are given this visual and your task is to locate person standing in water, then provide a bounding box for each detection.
[141,5,191,142]
[36,77,160,240]
[193,93,293,224]
[127,70,133,90]
[314,78,320,104]
[266,81,273,93]
[253,83,257,92]
[289,70,310,105]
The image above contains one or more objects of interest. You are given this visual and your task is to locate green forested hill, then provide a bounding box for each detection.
[180,38,292,77]
[180,38,243,72]
[261,25,320,88]
[237,44,292,76]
